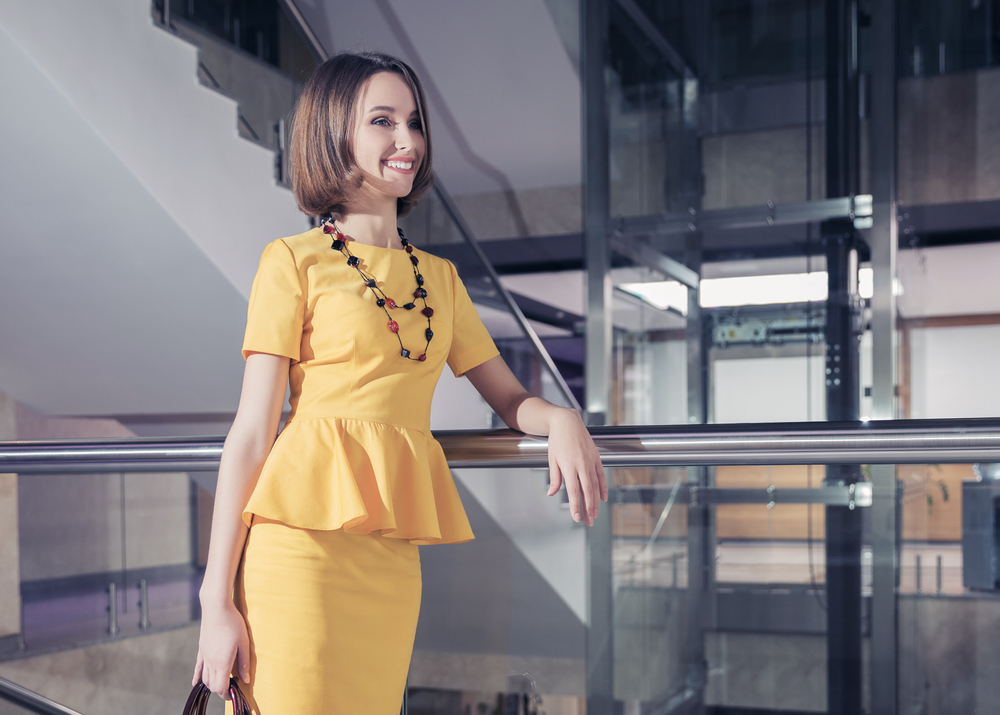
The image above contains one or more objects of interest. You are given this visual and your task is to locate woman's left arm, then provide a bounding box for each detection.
[464,355,607,525]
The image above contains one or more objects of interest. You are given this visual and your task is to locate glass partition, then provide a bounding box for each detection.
[3,439,1000,714]
[11,470,202,656]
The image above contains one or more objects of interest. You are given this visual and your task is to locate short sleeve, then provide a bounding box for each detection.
[446,260,500,378]
[242,239,304,361]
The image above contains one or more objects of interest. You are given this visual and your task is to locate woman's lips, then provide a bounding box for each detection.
[383,158,415,174]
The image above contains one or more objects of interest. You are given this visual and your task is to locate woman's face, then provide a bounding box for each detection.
[352,71,425,201]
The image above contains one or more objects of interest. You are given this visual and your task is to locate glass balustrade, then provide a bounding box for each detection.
[3,428,999,714]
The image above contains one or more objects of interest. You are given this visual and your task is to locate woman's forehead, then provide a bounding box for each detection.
[359,72,418,114]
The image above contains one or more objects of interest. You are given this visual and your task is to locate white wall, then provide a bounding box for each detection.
[910,324,1000,419]
[714,354,827,424]
[624,339,688,425]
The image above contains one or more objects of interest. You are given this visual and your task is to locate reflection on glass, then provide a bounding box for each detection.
[15,472,201,654]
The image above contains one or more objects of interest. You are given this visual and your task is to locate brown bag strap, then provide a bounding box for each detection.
[183,678,250,715]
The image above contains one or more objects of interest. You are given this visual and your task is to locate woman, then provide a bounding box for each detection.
[193,51,606,715]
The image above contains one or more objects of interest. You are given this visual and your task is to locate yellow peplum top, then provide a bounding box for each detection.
[240,227,499,545]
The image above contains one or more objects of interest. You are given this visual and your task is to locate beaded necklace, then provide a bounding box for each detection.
[323,219,433,361]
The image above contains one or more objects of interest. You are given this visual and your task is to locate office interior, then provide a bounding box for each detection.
[2,1,1000,714]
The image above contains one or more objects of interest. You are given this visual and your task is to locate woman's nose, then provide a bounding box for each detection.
[396,126,419,150]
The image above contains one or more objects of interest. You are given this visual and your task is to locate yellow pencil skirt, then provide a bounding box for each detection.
[227,516,422,715]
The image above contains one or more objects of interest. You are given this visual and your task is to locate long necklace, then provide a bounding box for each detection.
[323,219,433,361]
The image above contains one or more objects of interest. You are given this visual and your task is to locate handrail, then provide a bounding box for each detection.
[2,419,1000,473]
[0,676,83,715]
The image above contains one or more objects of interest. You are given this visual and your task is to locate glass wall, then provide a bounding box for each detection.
[586,0,1000,712]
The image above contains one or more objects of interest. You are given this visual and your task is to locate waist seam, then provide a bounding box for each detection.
[284,414,432,436]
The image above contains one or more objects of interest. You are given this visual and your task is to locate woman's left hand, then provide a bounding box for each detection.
[545,408,607,525]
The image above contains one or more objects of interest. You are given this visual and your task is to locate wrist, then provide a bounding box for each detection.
[199,585,235,611]
[549,406,582,430]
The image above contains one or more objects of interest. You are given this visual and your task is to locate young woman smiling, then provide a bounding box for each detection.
[192,51,606,715]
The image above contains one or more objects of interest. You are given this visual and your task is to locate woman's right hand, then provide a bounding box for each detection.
[192,600,250,699]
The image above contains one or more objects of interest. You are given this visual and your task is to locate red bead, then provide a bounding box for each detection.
[405,245,413,253]
[410,255,419,266]
[388,320,399,333]
[386,298,397,309]
[421,307,434,318]
[418,353,427,362]
[323,224,336,234]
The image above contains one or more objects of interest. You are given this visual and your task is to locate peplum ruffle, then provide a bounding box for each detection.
[242,416,475,545]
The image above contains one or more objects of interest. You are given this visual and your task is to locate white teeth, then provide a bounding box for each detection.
[386,161,413,170]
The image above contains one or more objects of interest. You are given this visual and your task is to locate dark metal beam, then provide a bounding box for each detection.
[581,0,614,713]
[610,233,699,288]
[614,195,872,237]
[614,0,691,78]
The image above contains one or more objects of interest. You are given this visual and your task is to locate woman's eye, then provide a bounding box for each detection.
[372,117,391,127]
[408,121,423,131]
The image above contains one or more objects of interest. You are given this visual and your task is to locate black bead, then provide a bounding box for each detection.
[403,302,416,310]
[400,349,411,358]
[331,239,344,251]
[397,227,406,241]
[366,279,376,288]
[425,328,434,341]
[414,288,427,298]
[377,298,386,307]
[347,256,359,267]
[416,274,424,286]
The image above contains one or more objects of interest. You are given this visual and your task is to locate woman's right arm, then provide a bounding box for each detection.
[192,352,290,698]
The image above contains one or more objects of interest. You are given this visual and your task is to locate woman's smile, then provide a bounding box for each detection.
[383,156,415,173]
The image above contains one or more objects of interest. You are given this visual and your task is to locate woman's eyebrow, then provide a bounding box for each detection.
[366,105,419,116]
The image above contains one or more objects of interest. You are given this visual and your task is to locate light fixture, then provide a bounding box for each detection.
[699,272,828,308]
[618,281,689,315]
[618,268,902,313]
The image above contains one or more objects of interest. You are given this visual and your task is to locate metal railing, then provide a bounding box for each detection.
[0,677,83,715]
[4,417,999,472]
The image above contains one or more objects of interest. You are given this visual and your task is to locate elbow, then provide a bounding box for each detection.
[223,425,276,469]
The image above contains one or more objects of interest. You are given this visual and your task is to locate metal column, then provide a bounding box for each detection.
[823,2,863,713]
[681,7,709,702]
[582,0,614,713]
[869,0,900,713]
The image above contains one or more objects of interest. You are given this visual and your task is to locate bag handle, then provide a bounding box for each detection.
[183,678,251,715]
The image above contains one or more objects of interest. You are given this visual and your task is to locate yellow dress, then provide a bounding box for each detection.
[228,227,499,715]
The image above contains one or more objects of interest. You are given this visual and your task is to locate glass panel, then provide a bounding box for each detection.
[900,0,1000,77]
[15,471,201,654]
[610,463,842,712]
[897,462,1000,712]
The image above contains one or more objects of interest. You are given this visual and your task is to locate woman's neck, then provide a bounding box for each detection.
[337,192,400,249]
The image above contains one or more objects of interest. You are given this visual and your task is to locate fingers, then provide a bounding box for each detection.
[192,653,204,687]
[210,668,231,700]
[236,638,251,684]
[564,467,583,523]
[577,467,597,525]
[597,461,609,501]
[546,462,563,497]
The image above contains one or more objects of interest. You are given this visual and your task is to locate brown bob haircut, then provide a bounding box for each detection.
[289,51,433,220]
